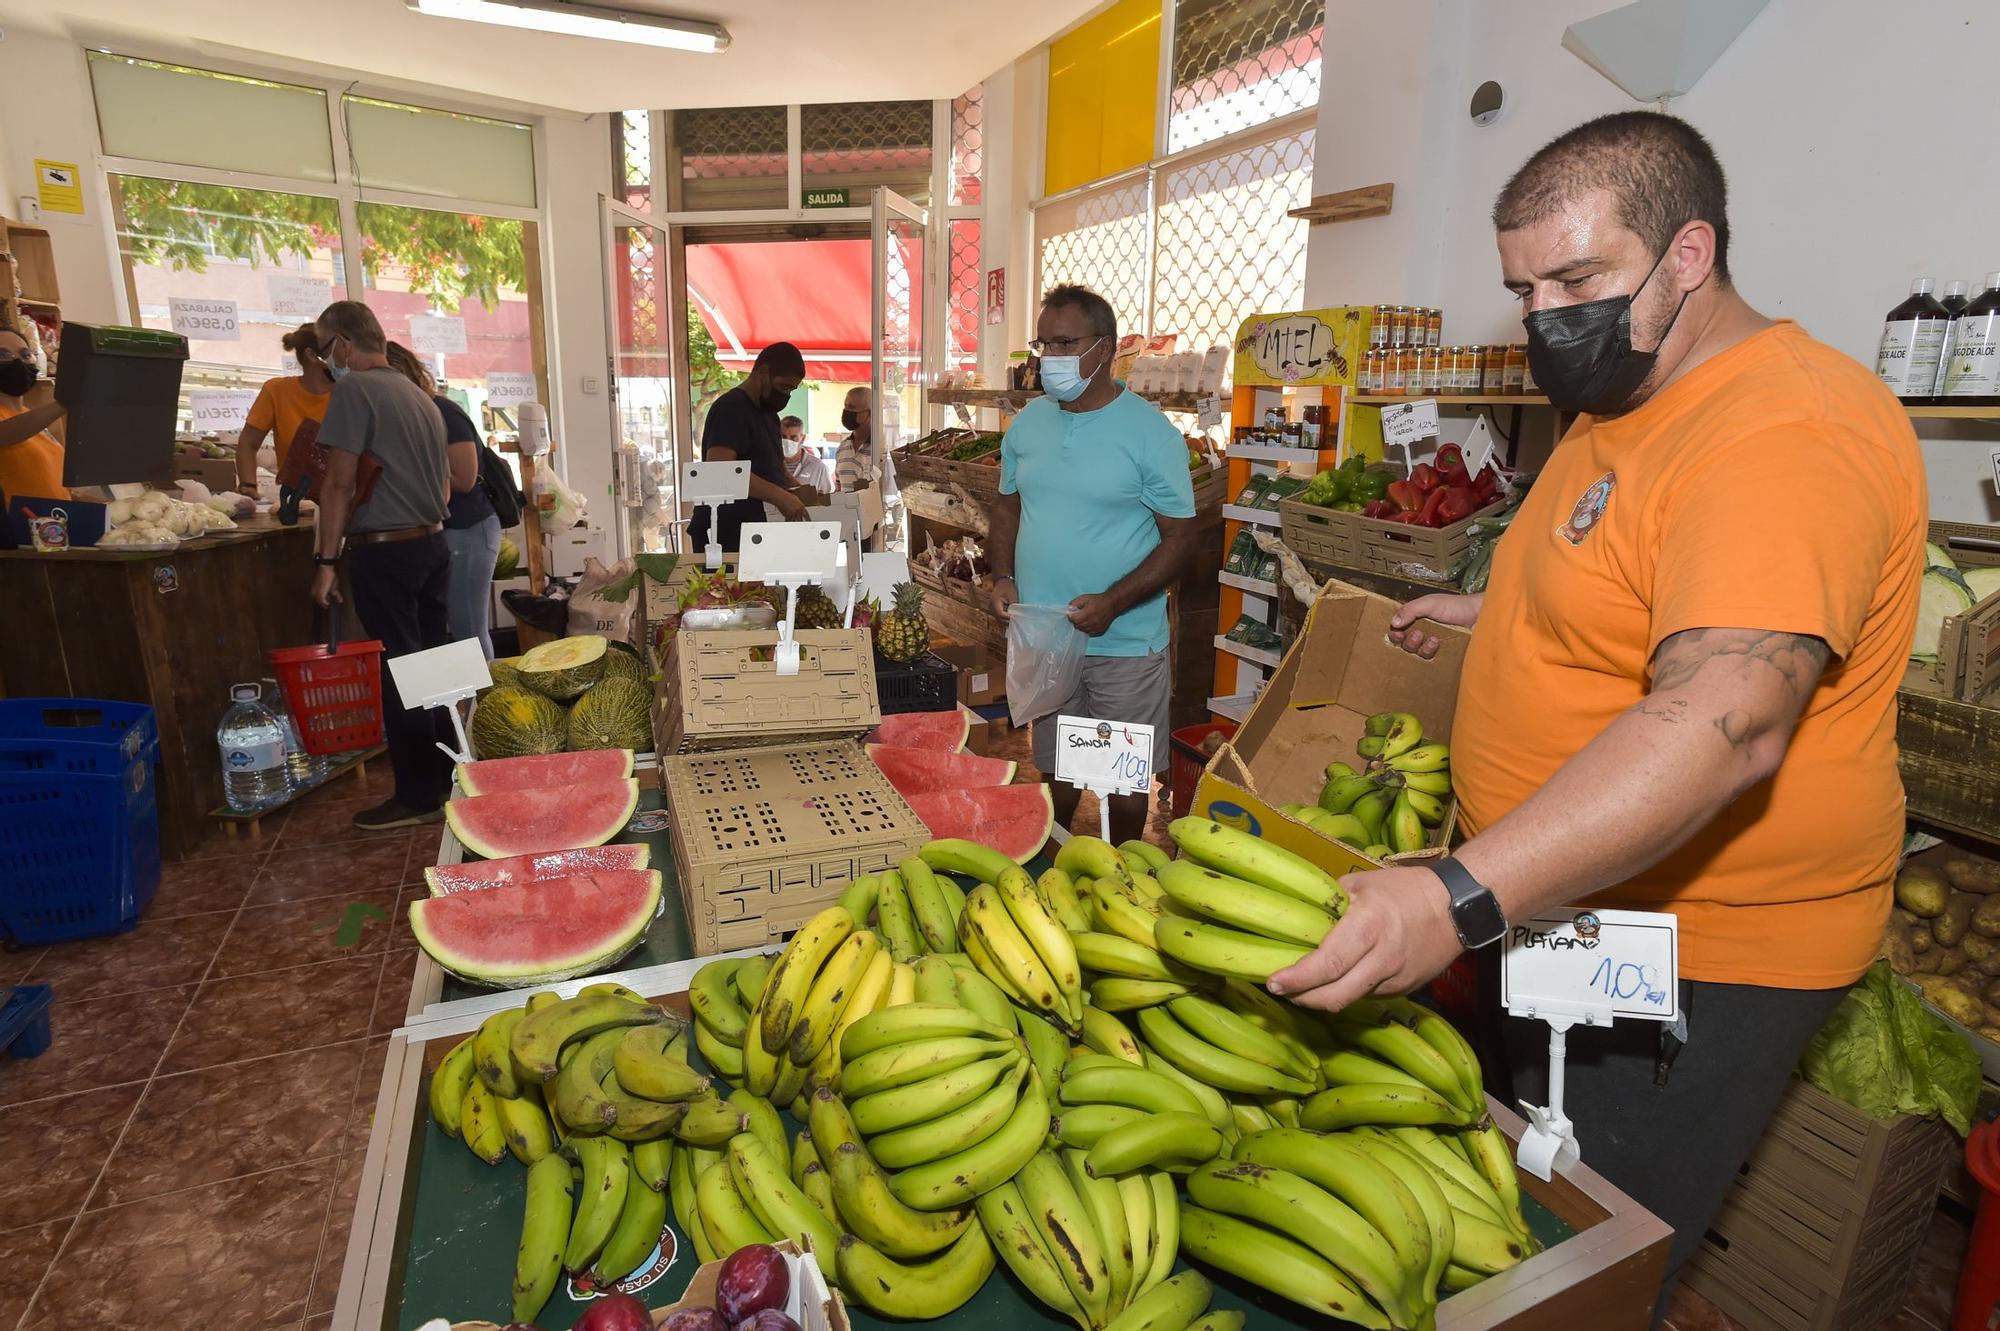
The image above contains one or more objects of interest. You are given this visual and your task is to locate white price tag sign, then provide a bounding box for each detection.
[1989,447,2000,497]
[1501,907,1680,1024]
[485,371,538,406]
[1054,714,1155,798]
[1463,414,1498,478]
[267,275,330,321]
[408,314,468,355]
[188,389,259,434]
[1379,398,1440,447]
[169,296,240,342]
[1197,395,1224,430]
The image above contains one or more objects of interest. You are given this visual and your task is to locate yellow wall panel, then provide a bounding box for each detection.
[1044,0,1160,197]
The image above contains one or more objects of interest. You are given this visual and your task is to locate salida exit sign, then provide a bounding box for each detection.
[803,187,850,209]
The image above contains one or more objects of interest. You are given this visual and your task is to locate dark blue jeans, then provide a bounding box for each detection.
[346,533,452,811]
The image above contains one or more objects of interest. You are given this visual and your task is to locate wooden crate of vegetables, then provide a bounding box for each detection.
[1883,844,2000,1071]
[1280,443,1505,581]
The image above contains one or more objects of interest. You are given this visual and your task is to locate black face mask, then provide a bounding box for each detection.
[840,409,861,433]
[758,387,792,413]
[1523,249,1689,415]
[0,359,36,397]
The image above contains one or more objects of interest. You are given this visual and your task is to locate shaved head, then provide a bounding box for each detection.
[1494,111,1731,286]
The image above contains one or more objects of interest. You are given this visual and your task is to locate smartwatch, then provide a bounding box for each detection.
[313,553,340,568]
[1432,858,1508,949]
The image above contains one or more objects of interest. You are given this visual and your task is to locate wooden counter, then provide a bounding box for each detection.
[0,517,319,857]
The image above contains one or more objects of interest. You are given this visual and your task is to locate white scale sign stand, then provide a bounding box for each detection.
[738,520,850,676]
[1499,906,1680,1179]
[1053,714,1156,842]
[680,461,753,571]
[384,639,494,766]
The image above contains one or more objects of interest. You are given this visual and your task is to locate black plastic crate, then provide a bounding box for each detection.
[875,651,958,715]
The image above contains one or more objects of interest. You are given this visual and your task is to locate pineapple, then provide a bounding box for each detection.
[795,585,842,630]
[876,581,930,663]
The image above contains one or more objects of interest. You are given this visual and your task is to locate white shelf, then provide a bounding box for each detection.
[1222,504,1282,527]
[1228,444,1324,467]
[1207,693,1258,723]
[1218,571,1277,597]
[1213,635,1282,669]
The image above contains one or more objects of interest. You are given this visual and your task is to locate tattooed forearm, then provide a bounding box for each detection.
[1649,628,1831,696]
[1714,709,1754,748]
[1633,698,1690,723]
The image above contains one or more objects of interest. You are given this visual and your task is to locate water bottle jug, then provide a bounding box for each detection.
[218,683,288,811]
[261,677,312,790]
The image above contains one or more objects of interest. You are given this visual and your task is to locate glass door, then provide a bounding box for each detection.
[872,187,929,551]
[601,197,679,555]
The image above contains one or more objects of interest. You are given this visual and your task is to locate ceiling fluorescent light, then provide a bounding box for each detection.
[405,0,730,53]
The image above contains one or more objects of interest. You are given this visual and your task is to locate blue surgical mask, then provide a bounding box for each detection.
[328,361,350,382]
[1039,337,1104,403]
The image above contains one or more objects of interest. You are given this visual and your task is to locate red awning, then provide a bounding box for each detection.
[686,237,936,383]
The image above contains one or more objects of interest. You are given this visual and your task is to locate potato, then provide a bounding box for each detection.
[1978,1027,2000,1044]
[1896,865,1950,918]
[1964,933,1997,963]
[1935,895,1976,947]
[1974,894,2000,938]
[1944,857,2000,895]
[1895,907,1921,928]
[1934,946,1969,977]
[1934,985,1985,1028]
[1909,925,1936,954]
[1883,924,1917,973]
[1983,949,2000,978]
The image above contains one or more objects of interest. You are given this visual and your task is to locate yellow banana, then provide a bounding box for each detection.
[1063,1148,1132,1313]
[688,958,750,1044]
[1091,879,1165,948]
[671,1093,751,1147]
[511,992,667,1083]
[496,1088,556,1164]
[840,1001,1008,1059]
[727,1130,840,1260]
[995,865,1083,1020]
[1156,860,1335,949]
[975,1181,1091,1327]
[807,945,894,1091]
[741,971,782,1098]
[1448,1203,1529,1276]
[834,1226,996,1319]
[787,927,881,1067]
[633,1136,673,1193]
[693,1015,746,1083]
[1376,712,1424,761]
[1177,1205,1390,1327]
[1167,817,1348,916]
[1153,916,1312,983]
[1385,741,1449,774]
[1039,866,1093,932]
[886,959,918,1006]
[758,905,857,1055]
[902,857,960,953]
[811,1092,974,1257]
[875,870,924,962]
[1016,1149,1114,1327]
[563,1136,631,1273]
[460,1078,508,1164]
[615,1024,712,1102]
[472,1008,527,1099]
[551,1027,627,1131]
[964,882,1069,1021]
[1465,1119,1531,1241]
[1117,839,1170,873]
[1387,793,1428,855]
[695,1156,776,1256]
[428,1036,477,1138]
[1055,834,1132,888]
[1079,1004,1146,1063]
[512,1153,572,1322]
[1402,788,1451,827]
[961,922,1034,1006]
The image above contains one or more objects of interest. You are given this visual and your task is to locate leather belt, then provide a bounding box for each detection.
[347,524,442,546]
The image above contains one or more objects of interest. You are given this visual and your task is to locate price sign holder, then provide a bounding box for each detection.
[1499,906,1679,1180]
[1463,415,1500,478]
[1053,714,1155,841]
[385,639,494,765]
[680,461,752,570]
[738,520,848,676]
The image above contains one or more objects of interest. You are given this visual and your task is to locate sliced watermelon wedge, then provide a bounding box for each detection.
[407,868,662,985]
[904,784,1053,864]
[865,709,969,753]
[455,748,634,797]
[867,744,1016,799]
[444,779,640,858]
[425,843,652,896]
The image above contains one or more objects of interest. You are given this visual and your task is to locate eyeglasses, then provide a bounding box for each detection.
[1027,335,1105,356]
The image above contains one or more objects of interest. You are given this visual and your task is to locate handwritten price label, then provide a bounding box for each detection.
[1054,714,1155,797]
[1500,906,1679,1024]
[1379,398,1440,448]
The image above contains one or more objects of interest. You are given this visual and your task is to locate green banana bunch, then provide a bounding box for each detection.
[1135,1003,1317,1097]
[875,870,924,962]
[902,857,961,953]
[1167,817,1348,916]
[757,904,857,1057]
[512,1153,573,1322]
[591,1161,668,1286]
[834,1226,996,1319]
[963,879,1080,1031]
[920,836,1017,885]
[428,1036,476,1139]
[689,956,751,1045]
[1177,1204,1391,1328]
[511,991,669,1084]
[976,1179,1094,1329]
[563,1136,631,1273]
[726,1130,840,1259]
[1154,915,1312,984]
[1039,867,1094,933]
[1156,860,1336,949]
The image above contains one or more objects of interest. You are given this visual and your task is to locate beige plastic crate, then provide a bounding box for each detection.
[652,627,879,753]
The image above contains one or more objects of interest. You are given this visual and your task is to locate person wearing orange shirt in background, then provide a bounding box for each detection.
[234,322,334,498]
[0,326,67,502]
[1268,113,1924,1311]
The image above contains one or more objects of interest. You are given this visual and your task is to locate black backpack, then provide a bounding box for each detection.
[479,444,525,528]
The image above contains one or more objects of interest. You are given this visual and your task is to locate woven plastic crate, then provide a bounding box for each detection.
[875,652,958,715]
[1279,495,1503,585]
[0,699,162,945]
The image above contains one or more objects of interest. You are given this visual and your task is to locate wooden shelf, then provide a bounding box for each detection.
[1221,504,1281,528]
[1349,394,1553,407]
[1218,571,1277,597]
[1907,404,2000,421]
[1227,443,1324,466]
[928,386,1211,413]
[1288,182,1394,225]
[1213,635,1282,669]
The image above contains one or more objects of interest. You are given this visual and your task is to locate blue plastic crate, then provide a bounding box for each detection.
[0,985,53,1059]
[0,700,162,945]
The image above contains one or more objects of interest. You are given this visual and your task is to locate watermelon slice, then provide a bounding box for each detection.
[445,779,640,858]
[425,843,651,896]
[408,869,663,985]
[868,744,1016,799]
[904,784,1054,864]
[865,709,969,753]
[455,748,635,796]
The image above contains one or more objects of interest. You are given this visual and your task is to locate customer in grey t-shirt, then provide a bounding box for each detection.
[319,366,450,532]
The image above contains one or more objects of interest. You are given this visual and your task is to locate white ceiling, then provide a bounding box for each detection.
[8,0,1096,116]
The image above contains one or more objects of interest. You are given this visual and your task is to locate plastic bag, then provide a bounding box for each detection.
[567,556,638,641]
[1006,603,1088,728]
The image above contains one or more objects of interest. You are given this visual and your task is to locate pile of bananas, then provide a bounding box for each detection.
[1284,710,1455,857]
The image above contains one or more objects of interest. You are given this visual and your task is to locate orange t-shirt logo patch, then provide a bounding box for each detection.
[1557,472,1616,545]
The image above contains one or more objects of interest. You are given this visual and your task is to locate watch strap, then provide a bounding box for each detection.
[1433,857,1507,949]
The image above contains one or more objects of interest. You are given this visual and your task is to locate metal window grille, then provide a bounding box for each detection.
[1168,0,1324,155]
[672,105,787,209]
[616,109,652,212]
[948,218,982,372]
[1036,177,1152,340]
[802,100,934,206]
[1152,126,1314,352]
[950,85,984,208]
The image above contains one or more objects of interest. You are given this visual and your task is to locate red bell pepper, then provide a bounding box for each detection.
[1386,511,1425,524]
[1434,443,1464,474]
[1410,462,1441,494]
[1361,499,1399,520]
[1386,480,1425,513]
[1415,486,1450,527]
[1472,466,1501,503]
[1436,485,1479,525]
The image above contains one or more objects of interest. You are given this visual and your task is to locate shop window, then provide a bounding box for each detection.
[1045,0,1162,197]
[1036,178,1151,339]
[617,110,654,213]
[950,86,984,208]
[343,97,537,209]
[89,53,336,183]
[1168,0,1324,154]
[802,101,933,208]
[949,219,982,374]
[107,174,349,425]
[1152,126,1314,351]
[356,202,544,426]
[672,106,787,211]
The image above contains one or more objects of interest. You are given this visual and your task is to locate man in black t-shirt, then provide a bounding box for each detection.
[690,342,809,551]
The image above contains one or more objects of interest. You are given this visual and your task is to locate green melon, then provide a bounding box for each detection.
[494,536,520,580]
[567,678,653,753]
[601,641,646,685]
[487,655,524,690]
[470,686,568,759]
[518,635,608,701]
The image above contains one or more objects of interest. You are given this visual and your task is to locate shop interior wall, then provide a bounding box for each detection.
[539,113,616,513]
[1302,0,2000,522]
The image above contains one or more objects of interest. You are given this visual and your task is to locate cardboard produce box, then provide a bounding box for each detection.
[931,641,1004,706]
[650,1241,847,1331]
[653,627,881,754]
[1191,579,1467,874]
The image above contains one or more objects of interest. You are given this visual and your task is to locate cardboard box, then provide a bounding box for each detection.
[1191,579,1467,874]
[931,642,1003,706]
[171,455,239,492]
[653,628,880,754]
[651,1241,848,1331]
[964,707,990,756]
[661,740,925,952]
[549,526,611,577]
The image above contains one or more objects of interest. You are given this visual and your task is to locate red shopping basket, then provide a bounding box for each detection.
[269,610,386,755]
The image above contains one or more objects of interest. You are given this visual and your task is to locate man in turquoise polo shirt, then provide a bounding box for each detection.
[989,285,1201,842]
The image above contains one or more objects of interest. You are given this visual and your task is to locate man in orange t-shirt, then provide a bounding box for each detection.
[1270,113,1924,1297]
[0,326,68,502]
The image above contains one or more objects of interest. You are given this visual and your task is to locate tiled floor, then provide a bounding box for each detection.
[0,778,426,1331]
[0,755,1983,1331]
